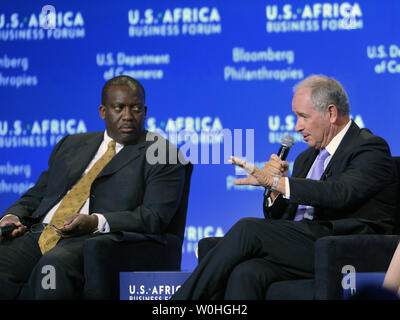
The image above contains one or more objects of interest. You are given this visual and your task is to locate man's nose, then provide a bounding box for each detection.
[295,119,302,132]
[122,106,133,120]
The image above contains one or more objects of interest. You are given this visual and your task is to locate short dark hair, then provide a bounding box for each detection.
[101,75,145,105]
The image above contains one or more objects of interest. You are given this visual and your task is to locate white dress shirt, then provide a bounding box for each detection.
[269,120,352,209]
[41,131,123,232]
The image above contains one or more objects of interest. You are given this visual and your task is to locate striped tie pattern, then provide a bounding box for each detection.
[38,140,116,254]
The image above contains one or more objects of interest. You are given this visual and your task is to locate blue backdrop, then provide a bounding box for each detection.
[1,0,400,271]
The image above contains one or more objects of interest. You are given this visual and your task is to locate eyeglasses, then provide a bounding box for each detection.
[30,223,61,233]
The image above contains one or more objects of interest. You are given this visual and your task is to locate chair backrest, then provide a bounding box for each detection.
[393,156,400,235]
[166,162,193,243]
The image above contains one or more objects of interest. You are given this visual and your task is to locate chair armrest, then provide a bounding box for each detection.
[198,237,222,263]
[314,235,400,299]
[83,232,182,300]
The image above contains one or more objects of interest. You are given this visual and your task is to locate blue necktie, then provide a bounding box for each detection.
[294,148,330,221]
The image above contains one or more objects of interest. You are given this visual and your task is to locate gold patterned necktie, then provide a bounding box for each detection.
[38,140,116,254]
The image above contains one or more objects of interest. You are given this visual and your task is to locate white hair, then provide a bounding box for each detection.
[293,75,350,116]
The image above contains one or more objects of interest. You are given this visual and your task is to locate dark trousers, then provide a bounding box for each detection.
[0,231,100,299]
[172,217,333,300]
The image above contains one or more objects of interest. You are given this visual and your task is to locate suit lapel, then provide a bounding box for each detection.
[65,133,104,188]
[288,121,360,219]
[287,148,318,219]
[322,121,360,180]
[292,121,359,181]
[63,131,148,184]
[96,143,146,178]
[293,148,319,178]
[96,131,149,179]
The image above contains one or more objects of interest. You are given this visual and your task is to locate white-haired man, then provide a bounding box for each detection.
[172,75,397,300]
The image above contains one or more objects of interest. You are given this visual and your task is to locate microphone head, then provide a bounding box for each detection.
[281,135,294,148]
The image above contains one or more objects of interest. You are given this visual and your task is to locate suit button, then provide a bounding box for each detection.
[90,194,95,199]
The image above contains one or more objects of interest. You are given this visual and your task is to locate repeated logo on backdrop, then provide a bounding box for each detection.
[367,44,400,75]
[97,52,170,81]
[0,54,37,88]
[0,119,87,149]
[265,2,363,33]
[0,9,85,40]
[1,1,399,271]
[225,47,304,82]
[0,118,87,197]
[128,7,222,37]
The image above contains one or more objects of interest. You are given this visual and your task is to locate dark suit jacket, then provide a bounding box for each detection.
[3,130,187,241]
[264,121,398,235]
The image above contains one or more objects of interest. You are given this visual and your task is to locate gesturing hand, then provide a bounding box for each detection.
[229,156,272,187]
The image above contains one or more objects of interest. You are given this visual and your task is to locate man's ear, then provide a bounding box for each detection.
[99,105,106,120]
[143,105,148,119]
[327,104,338,123]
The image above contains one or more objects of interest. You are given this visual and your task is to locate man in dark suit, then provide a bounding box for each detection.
[0,75,186,299]
[172,74,397,300]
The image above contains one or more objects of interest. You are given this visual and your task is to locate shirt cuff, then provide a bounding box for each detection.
[284,177,290,199]
[93,213,110,233]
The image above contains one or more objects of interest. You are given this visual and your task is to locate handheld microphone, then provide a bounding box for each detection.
[0,224,17,237]
[264,135,294,198]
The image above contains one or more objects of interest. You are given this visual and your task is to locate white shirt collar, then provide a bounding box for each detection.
[103,130,124,153]
[324,119,352,157]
